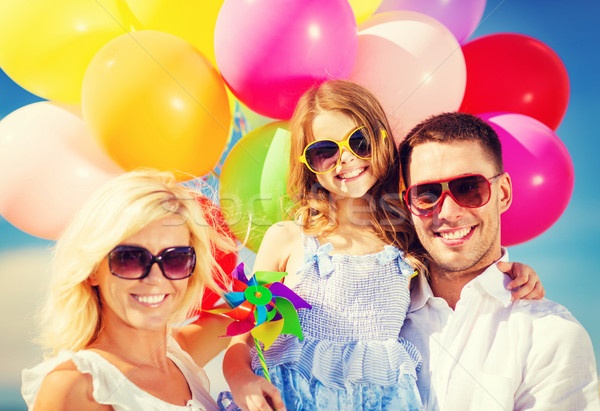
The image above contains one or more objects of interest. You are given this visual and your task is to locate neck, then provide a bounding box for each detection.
[428,246,502,310]
[334,196,372,229]
[88,316,172,370]
[428,266,482,310]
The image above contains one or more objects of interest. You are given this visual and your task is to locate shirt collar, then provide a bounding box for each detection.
[408,268,434,313]
[408,248,512,313]
[468,248,512,307]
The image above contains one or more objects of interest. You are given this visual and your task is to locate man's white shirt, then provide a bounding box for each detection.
[400,249,600,410]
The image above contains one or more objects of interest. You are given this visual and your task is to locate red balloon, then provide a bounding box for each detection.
[479,112,574,247]
[190,197,238,316]
[460,33,569,131]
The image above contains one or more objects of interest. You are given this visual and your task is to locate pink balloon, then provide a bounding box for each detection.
[376,0,486,44]
[350,11,466,143]
[214,0,357,120]
[479,112,574,247]
[0,102,123,239]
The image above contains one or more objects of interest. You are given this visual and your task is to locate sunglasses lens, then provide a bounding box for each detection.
[160,247,196,279]
[109,246,152,279]
[348,128,371,158]
[407,174,492,216]
[448,174,490,207]
[305,140,340,173]
[407,183,443,216]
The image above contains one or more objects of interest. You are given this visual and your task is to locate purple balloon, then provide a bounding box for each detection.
[376,0,486,44]
[479,112,574,246]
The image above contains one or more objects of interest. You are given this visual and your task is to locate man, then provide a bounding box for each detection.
[398,112,599,410]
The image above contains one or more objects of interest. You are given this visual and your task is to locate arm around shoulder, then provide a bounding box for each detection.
[515,311,600,410]
[33,361,110,411]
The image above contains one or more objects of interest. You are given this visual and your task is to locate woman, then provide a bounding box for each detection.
[22,169,235,410]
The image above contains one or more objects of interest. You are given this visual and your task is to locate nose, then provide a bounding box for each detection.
[434,191,464,221]
[142,261,166,283]
[338,146,356,165]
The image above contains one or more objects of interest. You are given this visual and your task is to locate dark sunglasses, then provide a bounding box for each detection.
[108,245,196,280]
[403,173,503,217]
[298,126,386,174]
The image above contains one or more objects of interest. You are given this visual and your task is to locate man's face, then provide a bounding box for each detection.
[406,141,511,275]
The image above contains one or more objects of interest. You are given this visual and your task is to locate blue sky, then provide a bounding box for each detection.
[1,0,598,408]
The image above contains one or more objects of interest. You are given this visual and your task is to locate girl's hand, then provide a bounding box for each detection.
[229,369,286,411]
[497,261,545,301]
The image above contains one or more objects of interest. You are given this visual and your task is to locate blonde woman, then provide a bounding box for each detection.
[22,169,235,410]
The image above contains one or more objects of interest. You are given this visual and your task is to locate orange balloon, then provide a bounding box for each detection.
[82,30,231,181]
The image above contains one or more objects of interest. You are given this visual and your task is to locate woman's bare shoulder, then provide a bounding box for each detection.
[34,360,110,411]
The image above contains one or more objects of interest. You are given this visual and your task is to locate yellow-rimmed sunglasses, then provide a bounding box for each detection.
[298,126,386,174]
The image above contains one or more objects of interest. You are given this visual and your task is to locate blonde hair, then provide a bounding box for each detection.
[38,169,235,356]
[288,80,426,272]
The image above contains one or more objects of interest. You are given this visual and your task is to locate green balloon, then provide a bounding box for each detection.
[219,121,294,252]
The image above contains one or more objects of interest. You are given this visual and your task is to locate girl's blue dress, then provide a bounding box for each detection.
[220,234,423,410]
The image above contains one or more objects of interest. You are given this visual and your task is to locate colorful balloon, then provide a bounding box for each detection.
[376,0,486,44]
[0,102,123,239]
[350,0,383,24]
[350,11,466,143]
[81,30,231,181]
[219,121,294,252]
[124,0,223,67]
[479,112,574,246]
[460,33,570,131]
[0,0,135,102]
[214,0,358,119]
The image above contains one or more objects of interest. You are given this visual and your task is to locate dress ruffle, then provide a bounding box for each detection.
[252,334,422,390]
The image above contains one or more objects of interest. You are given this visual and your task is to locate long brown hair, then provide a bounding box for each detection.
[288,80,425,272]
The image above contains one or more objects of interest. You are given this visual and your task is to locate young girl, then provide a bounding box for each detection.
[221,80,543,411]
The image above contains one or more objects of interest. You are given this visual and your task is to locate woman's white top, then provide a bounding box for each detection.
[21,337,219,410]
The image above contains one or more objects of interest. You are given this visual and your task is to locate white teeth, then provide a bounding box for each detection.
[338,168,365,179]
[439,227,471,240]
[134,294,167,304]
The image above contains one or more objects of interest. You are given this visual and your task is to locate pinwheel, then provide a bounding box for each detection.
[213,263,311,382]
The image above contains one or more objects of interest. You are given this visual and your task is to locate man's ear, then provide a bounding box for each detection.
[498,172,512,214]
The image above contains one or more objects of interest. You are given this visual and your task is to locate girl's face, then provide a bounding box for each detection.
[310,111,377,200]
[90,217,192,332]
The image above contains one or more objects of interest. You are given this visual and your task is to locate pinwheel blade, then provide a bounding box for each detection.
[255,270,287,286]
[255,305,267,327]
[274,297,304,340]
[252,319,284,350]
[268,283,311,310]
[227,319,255,336]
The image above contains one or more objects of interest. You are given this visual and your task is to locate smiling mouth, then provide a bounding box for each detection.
[336,167,366,180]
[132,294,167,306]
[436,226,475,240]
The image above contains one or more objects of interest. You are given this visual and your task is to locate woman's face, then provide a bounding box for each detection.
[310,111,377,201]
[90,217,192,332]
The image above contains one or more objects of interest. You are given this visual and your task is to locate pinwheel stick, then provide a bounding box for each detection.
[253,336,272,383]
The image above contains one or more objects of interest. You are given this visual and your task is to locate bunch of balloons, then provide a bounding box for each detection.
[0,0,573,252]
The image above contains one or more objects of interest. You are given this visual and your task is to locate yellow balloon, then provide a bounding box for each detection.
[82,30,231,181]
[124,0,224,67]
[349,0,383,24]
[0,0,136,102]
